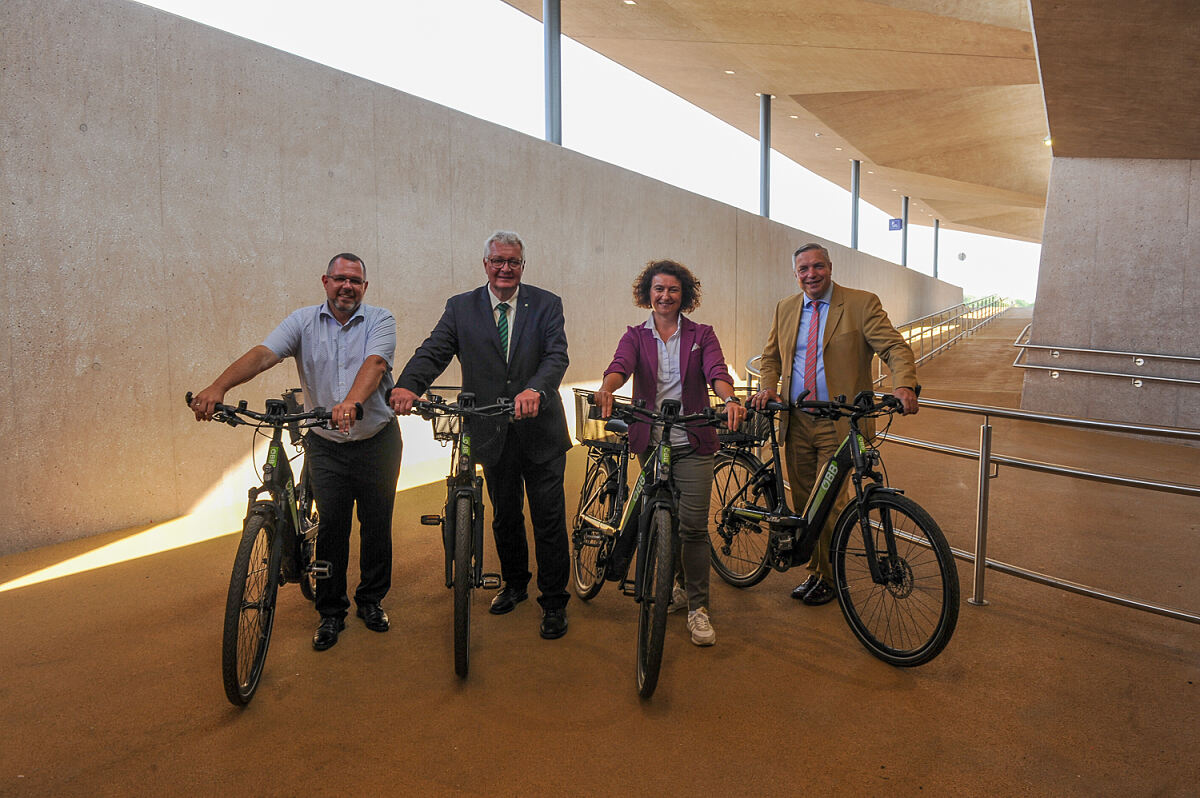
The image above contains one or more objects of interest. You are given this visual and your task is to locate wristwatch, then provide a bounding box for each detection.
[723,395,741,405]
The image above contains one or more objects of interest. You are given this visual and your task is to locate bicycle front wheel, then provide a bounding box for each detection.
[831,493,959,667]
[221,512,282,706]
[453,495,473,678]
[571,456,616,600]
[709,451,774,587]
[636,507,675,699]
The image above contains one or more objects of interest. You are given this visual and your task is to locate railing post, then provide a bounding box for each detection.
[969,420,993,606]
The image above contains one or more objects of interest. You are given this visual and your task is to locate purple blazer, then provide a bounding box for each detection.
[603,315,735,456]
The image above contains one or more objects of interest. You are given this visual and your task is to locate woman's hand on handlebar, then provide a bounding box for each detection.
[593,388,615,420]
[724,400,747,431]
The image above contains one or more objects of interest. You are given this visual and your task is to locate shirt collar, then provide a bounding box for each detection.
[643,314,682,341]
[803,285,833,307]
[320,301,365,326]
[488,285,519,309]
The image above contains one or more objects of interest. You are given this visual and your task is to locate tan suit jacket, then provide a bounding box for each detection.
[759,282,917,442]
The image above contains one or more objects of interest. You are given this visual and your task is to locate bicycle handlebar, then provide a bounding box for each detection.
[752,388,914,421]
[184,392,360,428]
[411,391,517,421]
[585,393,727,426]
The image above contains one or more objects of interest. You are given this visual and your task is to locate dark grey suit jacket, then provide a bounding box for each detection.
[396,283,572,467]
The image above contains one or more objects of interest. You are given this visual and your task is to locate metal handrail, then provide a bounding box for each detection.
[877,396,1200,624]
[742,323,1200,625]
[1012,323,1200,387]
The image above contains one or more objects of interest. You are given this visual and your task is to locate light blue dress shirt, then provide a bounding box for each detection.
[790,288,832,403]
[263,302,396,443]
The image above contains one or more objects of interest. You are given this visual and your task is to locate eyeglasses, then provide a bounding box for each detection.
[327,275,365,286]
[486,257,524,269]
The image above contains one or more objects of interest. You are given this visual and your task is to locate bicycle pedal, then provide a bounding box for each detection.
[419,515,441,526]
[308,560,332,579]
[481,573,502,589]
[619,579,636,597]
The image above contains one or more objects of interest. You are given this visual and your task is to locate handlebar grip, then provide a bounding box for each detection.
[354,402,364,420]
[185,391,194,407]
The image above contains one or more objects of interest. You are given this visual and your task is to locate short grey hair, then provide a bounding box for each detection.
[484,231,525,260]
[793,243,831,264]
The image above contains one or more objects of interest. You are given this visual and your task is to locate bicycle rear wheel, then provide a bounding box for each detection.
[831,493,959,667]
[571,456,616,600]
[453,495,473,678]
[709,451,774,588]
[636,507,675,699]
[221,512,281,705]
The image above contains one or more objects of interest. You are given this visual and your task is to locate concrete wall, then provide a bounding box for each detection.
[0,0,961,556]
[1022,157,1199,427]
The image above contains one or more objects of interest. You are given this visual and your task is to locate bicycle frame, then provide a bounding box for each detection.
[244,400,303,564]
[721,403,901,584]
[439,398,488,590]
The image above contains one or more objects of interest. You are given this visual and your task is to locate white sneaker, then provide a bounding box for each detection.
[668,584,687,613]
[687,607,716,647]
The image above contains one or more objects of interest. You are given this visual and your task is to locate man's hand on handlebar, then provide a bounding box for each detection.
[723,400,747,432]
[189,385,226,422]
[389,387,420,416]
[593,388,615,420]
[513,388,541,420]
[331,399,360,434]
[893,386,919,415]
[749,388,782,411]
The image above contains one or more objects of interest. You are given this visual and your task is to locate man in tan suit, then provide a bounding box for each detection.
[751,243,918,605]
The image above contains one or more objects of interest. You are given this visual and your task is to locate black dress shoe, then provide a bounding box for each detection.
[801,578,836,606]
[356,602,389,632]
[791,574,822,600]
[540,607,568,640]
[489,586,529,615]
[312,616,345,651]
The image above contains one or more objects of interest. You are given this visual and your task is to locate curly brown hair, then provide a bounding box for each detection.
[632,259,702,313]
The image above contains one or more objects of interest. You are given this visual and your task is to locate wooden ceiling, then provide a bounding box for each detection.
[501,0,1199,244]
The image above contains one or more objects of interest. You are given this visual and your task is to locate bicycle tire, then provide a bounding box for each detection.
[709,451,774,588]
[831,492,959,667]
[221,512,282,706]
[571,456,616,600]
[453,495,472,678]
[297,477,319,602]
[636,507,674,699]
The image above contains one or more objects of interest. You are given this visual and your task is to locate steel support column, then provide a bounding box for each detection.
[933,219,940,279]
[850,159,860,250]
[544,0,561,145]
[759,93,771,217]
[901,195,910,267]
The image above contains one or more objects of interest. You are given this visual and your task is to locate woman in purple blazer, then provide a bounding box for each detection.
[594,260,746,647]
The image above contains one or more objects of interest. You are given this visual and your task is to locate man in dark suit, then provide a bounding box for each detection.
[390,231,572,639]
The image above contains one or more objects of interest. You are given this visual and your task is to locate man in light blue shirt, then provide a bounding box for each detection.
[191,253,402,651]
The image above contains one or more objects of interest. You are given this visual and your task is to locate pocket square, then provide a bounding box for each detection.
[691,343,701,351]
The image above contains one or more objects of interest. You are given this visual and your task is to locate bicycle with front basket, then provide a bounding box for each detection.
[710,389,959,666]
[570,389,724,697]
[186,389,353,705]
[412,389,516,678]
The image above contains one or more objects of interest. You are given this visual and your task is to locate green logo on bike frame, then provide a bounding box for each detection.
[620,471,646,531]
[267,445,279,467]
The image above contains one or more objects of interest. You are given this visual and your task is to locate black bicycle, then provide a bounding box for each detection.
[186,389,353,705]
[710,390,959,666]
[413,390,515,678]
[570,389,723,698]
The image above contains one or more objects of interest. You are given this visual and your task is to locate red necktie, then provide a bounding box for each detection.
[804,300,820,398]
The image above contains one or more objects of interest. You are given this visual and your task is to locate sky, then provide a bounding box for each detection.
[136,0,1042,301]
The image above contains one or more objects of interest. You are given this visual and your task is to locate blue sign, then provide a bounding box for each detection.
[889,218,904,231]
